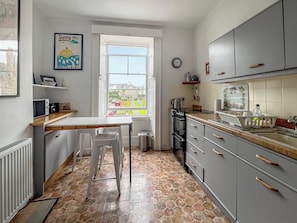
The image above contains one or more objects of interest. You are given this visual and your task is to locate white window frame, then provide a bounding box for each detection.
[91,24,162,150]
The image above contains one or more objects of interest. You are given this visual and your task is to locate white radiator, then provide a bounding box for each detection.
[0,138,33,223]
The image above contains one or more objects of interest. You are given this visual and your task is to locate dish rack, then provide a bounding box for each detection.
[216,111,277,128]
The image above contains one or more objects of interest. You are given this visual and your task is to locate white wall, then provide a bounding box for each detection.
[193,0,278,111]
[32,15,93,116]
[0,0,33,148]
[161,27,195,149]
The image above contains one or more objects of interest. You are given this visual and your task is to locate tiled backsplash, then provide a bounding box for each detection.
[198,73,297,119]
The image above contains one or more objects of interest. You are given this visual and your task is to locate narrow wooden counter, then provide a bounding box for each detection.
[31,111,77,127]
[187,113,297,161]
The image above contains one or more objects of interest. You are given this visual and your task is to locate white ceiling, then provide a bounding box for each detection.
[33,0,220,28]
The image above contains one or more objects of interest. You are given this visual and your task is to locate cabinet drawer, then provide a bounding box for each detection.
[238,138,297,190]
[205,125,237,154]
[186,153,204,182]
[186,141,204,164]
[187,130,204,149]
[237,159,297,223]
[187,118,204,135]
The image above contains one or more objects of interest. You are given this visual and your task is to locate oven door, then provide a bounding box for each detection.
[173,133,186,167]
[174,115,186,137]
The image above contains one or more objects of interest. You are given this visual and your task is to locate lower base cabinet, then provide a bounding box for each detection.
[237,159,297,223]
[45,130,74,180]
[204,140,237,219]
[186,118,297,223]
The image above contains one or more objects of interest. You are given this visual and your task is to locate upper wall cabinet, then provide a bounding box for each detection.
[284,0,297,69]
[209,31,236,81]
[234,1,284,77]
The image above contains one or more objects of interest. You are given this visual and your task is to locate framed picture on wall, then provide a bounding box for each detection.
[54,33,83,70]
[0,0,20,97]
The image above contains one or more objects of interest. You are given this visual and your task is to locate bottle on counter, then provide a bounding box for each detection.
[253,104,262,116]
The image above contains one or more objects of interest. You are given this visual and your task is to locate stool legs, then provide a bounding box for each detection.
[86,134,121,199]
[111,139,121,193]
[86,145,101,198]
[72,130,95,172]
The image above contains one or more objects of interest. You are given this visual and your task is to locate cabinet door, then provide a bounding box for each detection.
[235,1,284,76]
[209,30,235,80]
[237,159,297,223]
[284,0,297,69]
[209,31,235,80]
[204,140,236,219]
[45,130,73,180]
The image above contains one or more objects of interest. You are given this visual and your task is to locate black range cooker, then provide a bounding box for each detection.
[172,108,212,170]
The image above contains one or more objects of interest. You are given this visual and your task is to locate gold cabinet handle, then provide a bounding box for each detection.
[256,177,279,192]
[189,161,196,168]
[212,148,223,156]
[190,135,198,140]
[249,63,264,68]
[190,124,198,128]
[256,154,279,166]
[212,133,224,140]
[217,72,226,75]
[190,147,198,154]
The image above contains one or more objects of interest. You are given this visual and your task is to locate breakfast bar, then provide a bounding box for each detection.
[31,112,133,196]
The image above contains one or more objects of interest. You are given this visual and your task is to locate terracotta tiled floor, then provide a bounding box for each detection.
[16,148,231,223]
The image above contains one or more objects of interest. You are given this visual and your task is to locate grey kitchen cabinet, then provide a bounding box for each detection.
[204,125,237,219]
[237,138,297,223]
[209,31,236,81]
[45,130,74,180]
[238,138,297,191]
[234,1,284,77]
[284,0,297,69]
[186,118,205,182]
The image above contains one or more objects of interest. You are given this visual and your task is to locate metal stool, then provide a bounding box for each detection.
[86,133,121,199]
[72,129,98,171]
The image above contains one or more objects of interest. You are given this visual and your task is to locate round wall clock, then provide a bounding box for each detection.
[171,57,182,68]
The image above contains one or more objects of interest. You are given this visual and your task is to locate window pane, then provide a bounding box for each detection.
[108,89,146,108]
[109,74,146,88]
[107,110,147,116]
[129,57,146,74]
[108,45,147,56]
[109,56,127,73]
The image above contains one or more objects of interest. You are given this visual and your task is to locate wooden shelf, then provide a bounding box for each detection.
[182,81,200,85]
[33,84,68,90]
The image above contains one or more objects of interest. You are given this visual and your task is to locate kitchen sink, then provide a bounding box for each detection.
[255,131,297,148]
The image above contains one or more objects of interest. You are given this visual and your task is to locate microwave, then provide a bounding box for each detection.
[33,99,49,118]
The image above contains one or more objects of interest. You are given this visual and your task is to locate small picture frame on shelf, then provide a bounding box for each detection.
[40,75,57,86]
[33,73,36,84]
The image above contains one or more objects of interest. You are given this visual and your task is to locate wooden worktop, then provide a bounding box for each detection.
[30,111,77,127]
[187,113,297,161]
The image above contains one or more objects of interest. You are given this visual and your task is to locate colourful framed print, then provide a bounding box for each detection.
[0,0,20,97]
[54,33,83,70]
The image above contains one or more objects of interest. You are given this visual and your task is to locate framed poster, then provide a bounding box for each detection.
[54,33,83,70]
[0,0,20,97]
